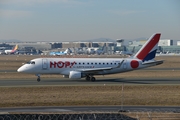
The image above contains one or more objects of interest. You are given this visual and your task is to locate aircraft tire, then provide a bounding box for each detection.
[37,77,40,82]
[91,77,96,82]
[85,76,90,81]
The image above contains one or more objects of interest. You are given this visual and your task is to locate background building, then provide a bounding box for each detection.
[159,39,173,46]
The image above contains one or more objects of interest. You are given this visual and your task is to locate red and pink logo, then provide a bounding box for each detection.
[50,61,76,68]
[130,60,139,69]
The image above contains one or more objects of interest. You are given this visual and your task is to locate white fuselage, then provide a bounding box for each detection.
[18,58,154,76]
[5,50,13,54]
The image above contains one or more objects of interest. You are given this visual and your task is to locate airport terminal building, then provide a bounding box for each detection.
[2,38,180,55]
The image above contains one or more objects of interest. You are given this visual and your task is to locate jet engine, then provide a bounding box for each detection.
[69,71,82,79]
[63,75,69,78]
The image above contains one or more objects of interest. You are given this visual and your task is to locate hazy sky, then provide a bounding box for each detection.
[0,0,180,42]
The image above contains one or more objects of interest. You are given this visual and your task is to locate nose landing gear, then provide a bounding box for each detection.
[37,76,40,82]
[36,74,41,82]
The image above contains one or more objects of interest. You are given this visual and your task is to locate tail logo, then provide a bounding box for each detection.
[12,45,18,52]
[130,60,139,69]
[135,33,161,61]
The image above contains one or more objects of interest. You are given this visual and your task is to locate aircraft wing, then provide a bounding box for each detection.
[77,60,124,73]
[78,67,113,73]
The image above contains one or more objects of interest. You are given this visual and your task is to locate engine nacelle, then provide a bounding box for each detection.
[63,75,69,78]
[69,71,82,79]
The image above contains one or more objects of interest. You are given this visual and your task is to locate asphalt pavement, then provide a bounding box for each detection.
[0,77,180,87]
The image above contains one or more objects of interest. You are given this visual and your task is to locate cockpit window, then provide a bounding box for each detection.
[26,61,35,64]
[26,61,31,64]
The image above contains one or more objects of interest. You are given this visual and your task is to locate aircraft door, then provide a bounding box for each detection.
[123,60,127,69]
[42,59,48,70]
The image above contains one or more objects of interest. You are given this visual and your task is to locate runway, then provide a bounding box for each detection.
[0,77,180,87]
[0,106,180,113]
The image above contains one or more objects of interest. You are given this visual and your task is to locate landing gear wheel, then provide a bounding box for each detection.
[85,76,90,81]
[36,74,41,82]
[37,77,40,82]
[90,77,96,82]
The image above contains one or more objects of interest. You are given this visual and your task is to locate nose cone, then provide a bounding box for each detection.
[17,66,24,72]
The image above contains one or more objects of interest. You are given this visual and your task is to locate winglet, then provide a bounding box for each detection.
[134,33,161,61]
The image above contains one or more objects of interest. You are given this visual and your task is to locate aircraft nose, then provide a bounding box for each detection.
[17,67,24,72]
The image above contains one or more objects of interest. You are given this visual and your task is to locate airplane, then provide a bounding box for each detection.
[4,44,18,54]
[74,48,86,54]
[120,46,135,56]
[74,47,88,54]
[87,45,106,55]
[17,33,163,82]
[96,43,106,55]
[49,48,71,56]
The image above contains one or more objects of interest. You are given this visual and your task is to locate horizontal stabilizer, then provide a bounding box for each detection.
[142,60,164,65]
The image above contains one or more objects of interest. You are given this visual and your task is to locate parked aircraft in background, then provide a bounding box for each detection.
[120,46,135,56]
[74,47,88,54]
[87,48,96,54]
[96,44,106,55]
[0,47,6,50]
[86,43,106,55]
[49,48,71,56]
[4,44,18,54]
[0,47,6,54]
[18,33,163,82]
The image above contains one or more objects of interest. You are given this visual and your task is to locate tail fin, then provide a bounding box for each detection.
[12,44,18,52]
[64,48,71,54]
[134,33,161,61]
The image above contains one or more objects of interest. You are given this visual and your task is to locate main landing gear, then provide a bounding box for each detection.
[36,74,41,82]
[85,75,96,82]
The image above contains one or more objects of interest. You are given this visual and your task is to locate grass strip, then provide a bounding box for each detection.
[0,85,180,107]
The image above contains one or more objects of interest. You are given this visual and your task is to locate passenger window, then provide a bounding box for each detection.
[27,61,35,64]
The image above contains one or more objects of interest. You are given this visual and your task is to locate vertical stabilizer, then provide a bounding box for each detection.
[12,44,18,53]
[134,33,161,61]
[13,44,18,50]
